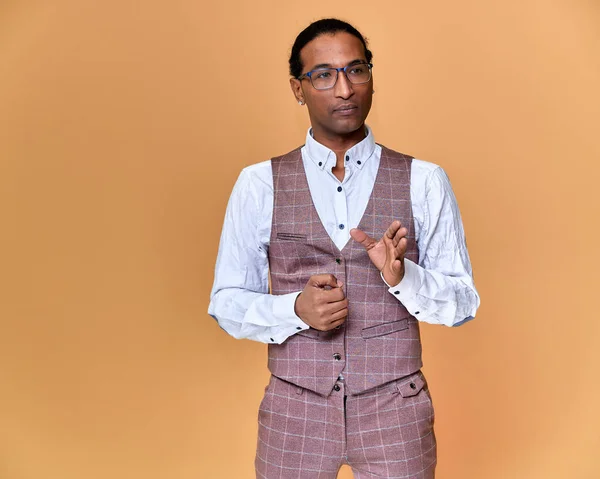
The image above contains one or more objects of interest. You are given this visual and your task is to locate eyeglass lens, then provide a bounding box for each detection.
[311,64,371,90]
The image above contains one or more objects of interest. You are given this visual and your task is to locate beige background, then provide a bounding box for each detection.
[1,1,599,478]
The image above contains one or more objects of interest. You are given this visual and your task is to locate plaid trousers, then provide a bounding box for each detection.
[255,371,436,478]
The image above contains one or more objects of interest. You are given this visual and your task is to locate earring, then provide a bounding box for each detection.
[298,100,304,105]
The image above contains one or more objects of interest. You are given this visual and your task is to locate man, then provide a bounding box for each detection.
[209,18,479,479]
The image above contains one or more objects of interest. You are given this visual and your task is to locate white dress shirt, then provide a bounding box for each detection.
[208,127,480,344]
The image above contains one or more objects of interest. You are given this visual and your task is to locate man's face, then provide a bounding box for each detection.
[290,32,373,140]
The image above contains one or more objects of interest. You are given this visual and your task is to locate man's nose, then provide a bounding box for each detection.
[334,70,354,99]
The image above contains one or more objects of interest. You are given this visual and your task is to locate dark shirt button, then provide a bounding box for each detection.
[333,384,341,392]
[414,311,420,315]
[339,224,345,230]
[318,161,322,166]
[296,326,302,330]
[337,186,342,192]
[335,258,341,264]
[357,160,362,165]
[345,155,349,161]
[270,338,275,342]
[410,382,417,390]
[394,291,400,295]
[333,353,342,361]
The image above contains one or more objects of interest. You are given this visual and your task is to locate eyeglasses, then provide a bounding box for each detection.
[297,62,373,90]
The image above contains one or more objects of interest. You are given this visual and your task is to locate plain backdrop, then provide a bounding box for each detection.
[1,1,599,478]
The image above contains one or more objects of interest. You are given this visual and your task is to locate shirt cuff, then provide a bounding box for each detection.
[269,291,308,343]
[382,260,423,312]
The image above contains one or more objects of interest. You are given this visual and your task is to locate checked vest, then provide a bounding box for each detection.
[268,146,423,397]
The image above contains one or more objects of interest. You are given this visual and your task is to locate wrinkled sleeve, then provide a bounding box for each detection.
[387,166,480,326]
[208,168,308,343]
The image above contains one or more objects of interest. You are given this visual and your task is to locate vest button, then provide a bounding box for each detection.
[333,353,342,360]
[410,382,417,390]
[335,258,341,264]
[333,384,341,392]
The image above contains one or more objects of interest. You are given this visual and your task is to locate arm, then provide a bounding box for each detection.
[391,165,479,326]
[208,167,308,344]
[351,165,480,327]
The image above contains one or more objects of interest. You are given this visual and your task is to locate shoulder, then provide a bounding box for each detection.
[379,145,445,182]
[412,158,444,180]
[240,159,272,186]
[236,145,303,190]
[271,146,303,162]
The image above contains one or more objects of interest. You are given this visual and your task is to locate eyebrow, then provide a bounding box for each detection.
[309,59,366,71]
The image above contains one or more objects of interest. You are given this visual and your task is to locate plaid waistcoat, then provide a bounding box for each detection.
[268,146,423,396]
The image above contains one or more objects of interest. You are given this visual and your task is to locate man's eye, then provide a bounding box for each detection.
[349,66,365,75]
[314,71,332,79]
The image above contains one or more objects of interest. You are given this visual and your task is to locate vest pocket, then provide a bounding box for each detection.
[361,318,409,339]
[396,372,425,398]
[276,232,308,241]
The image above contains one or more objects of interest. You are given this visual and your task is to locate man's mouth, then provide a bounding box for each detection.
[333,104,358,115]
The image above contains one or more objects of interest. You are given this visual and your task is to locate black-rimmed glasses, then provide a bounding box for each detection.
[297,62,373,90]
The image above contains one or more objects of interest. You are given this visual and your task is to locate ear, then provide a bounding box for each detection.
[290,78,305,105]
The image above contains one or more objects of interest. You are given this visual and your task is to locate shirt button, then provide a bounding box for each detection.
[394,291,400,295]
[335,258,341,264]
[333,353,342,360]
[414,311,420,315]
[296,326,302,330]
[357,160,362,165]
[270,338,275,342]
[345,155,349,161]
[318,161,322,167]
[339,224,345,230]
[333,384,341,392]
[337,186,342,192]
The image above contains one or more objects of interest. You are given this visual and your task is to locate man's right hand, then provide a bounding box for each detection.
[294,274,348,331]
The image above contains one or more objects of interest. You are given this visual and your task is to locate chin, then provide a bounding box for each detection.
[334,121,365,136]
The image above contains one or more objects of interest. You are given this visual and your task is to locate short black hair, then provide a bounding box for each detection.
[289,18,373,79]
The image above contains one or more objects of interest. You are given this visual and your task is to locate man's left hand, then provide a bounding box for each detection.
[350,220,408,287]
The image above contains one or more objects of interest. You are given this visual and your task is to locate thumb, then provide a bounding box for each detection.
[350,227,376,249]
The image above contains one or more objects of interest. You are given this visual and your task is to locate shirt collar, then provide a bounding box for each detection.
[304,125,376,171]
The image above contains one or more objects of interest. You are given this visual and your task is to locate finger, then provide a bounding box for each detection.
[392,227,408,247]
[309,274,338,289]
[329,307,348,323]
[323,298,349,315]
[322,287,346,303]
[323,316,347,331]
[350,228,377,250]
[394,237,408,257]
[384,220,402,239]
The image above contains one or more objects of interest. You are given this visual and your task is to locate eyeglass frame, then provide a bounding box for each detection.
[297,62,373,90]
